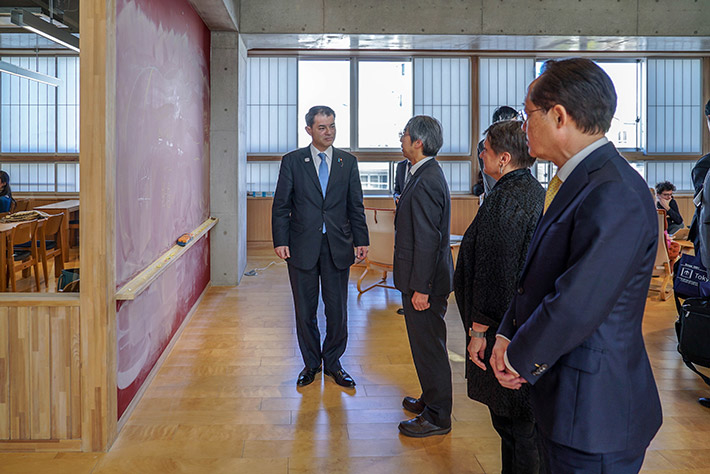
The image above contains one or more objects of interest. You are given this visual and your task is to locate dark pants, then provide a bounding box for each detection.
[489,410,548,474]
[287,234,349,373]
[542,437,647,474]
[402,292,452,428]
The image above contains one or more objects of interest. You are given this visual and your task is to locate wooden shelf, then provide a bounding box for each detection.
[115,217,218,301]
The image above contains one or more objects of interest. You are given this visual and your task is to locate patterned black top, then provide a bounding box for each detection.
[454,168,544,420]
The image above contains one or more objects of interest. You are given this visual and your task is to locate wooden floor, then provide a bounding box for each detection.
[2,243,709,473]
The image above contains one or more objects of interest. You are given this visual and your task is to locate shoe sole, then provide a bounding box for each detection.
[398,424,451,438]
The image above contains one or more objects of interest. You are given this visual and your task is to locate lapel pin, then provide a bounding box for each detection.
[305,158,310,162]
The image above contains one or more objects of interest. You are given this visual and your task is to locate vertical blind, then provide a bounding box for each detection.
[413,58,471,154]
[246,57,298,154]
[647,59,702,154]
[0,56,79,153]
[478,57,534,137]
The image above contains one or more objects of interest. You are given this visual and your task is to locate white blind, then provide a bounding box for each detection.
[413,58,471,155]
[645,160,694,192]
[647,59,702,154]
[479,58,534,137]
[247,57,298,154]
[56,57,80,153]
[246,161,280,195]
[439,160,471,193]
[0,162,79,192]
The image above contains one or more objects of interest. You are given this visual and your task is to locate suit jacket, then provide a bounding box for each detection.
[393,158,453,296]
[272,147,369,271]
[393,159,408,201]
[498,142,662,453]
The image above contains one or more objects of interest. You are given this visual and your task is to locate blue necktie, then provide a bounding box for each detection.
[318,152,329,233]
[318,152,329,198]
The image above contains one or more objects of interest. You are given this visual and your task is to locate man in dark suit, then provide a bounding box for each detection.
[272,105,369,388]
[491,58,662,472]
[393,115,454,437]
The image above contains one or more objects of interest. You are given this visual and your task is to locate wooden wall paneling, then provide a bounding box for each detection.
[246,198,273,242]
[70,306,81,439]
[0,307,8,439]
[80,0,118,451]
[451,198,478,236]
[9,307,29,439]
[50,306,70,439]
[30,307,50,439]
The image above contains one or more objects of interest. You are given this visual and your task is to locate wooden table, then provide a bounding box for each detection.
[34,200,79,262]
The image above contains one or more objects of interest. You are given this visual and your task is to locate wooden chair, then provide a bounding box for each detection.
[37,213,65,286]
[649,209,673,301]
[11,199,30,212]
[357,208,396,293]
[6,221,40,291]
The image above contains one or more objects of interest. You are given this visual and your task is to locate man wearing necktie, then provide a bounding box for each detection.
[272,105,369,388]
[490,59,662,473]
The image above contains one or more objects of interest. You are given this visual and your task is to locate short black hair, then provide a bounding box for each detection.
[305,106,335,127]
[529,58,617,135]
[655,181,676,194]
[404,115,444,157]
[705,99,710,117]
[492,106,519,122]
[485,120,536,169]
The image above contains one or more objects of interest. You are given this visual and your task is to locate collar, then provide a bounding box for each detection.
[310,144,333,162]
[410,156,435,175]
[556,137,608,182]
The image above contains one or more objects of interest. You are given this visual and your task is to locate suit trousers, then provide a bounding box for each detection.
[402,292,452,428]
[489,410,548,474]
[542,437,647,474]
[287,233,349,373]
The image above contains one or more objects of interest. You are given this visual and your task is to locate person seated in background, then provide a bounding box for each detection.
[656,181,684,234]
[0,170,16,213]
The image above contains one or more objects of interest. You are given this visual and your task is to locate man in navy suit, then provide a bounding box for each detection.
[272,105,369,388]
[392,159,408,203]
[393,115,454,437]
[491,58,662,473]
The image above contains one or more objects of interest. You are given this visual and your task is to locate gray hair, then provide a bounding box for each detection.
[404,115,444,157]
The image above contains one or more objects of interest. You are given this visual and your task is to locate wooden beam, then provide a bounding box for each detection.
[79,0,117,452]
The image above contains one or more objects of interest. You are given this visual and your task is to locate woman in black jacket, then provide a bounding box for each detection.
[454,119,546,474]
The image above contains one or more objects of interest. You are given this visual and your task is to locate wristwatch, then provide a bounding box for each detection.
[469,327,486,338]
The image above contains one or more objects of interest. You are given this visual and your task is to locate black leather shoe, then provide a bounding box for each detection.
[402,396,425,415]
[324,368,356,388]
[398,416,451,438]
[396,307,405,315]
[296,366,321,387]
[700,397,710,408]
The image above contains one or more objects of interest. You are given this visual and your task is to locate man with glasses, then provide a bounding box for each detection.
[655,181,684,234]
[491,58,662,472]
[394,115,454,437]
[272,105,369,388]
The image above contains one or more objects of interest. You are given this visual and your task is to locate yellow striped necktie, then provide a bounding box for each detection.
[544,175,562,214]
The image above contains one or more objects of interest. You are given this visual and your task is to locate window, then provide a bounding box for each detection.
[479,58,534,136]
[536,59,642,150]
[0,55,79,153]
[248,56,471,154]
[359,162,391,193]
[358,61,412,149]
[0,162,79,192]
[298,60,351,148]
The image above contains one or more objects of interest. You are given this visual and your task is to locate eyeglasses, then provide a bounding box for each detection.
[521,108,545,122]
[398,131,410,140]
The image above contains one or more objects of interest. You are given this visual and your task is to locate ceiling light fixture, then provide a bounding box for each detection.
[10,9,79,53]
[0,60,61,87]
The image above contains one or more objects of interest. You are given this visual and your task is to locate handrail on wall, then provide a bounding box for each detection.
[115,217,218,301]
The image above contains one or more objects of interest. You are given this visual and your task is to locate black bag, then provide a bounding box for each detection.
[677,297,710,386]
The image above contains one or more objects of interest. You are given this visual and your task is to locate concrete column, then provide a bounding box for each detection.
[210,32,247,285]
